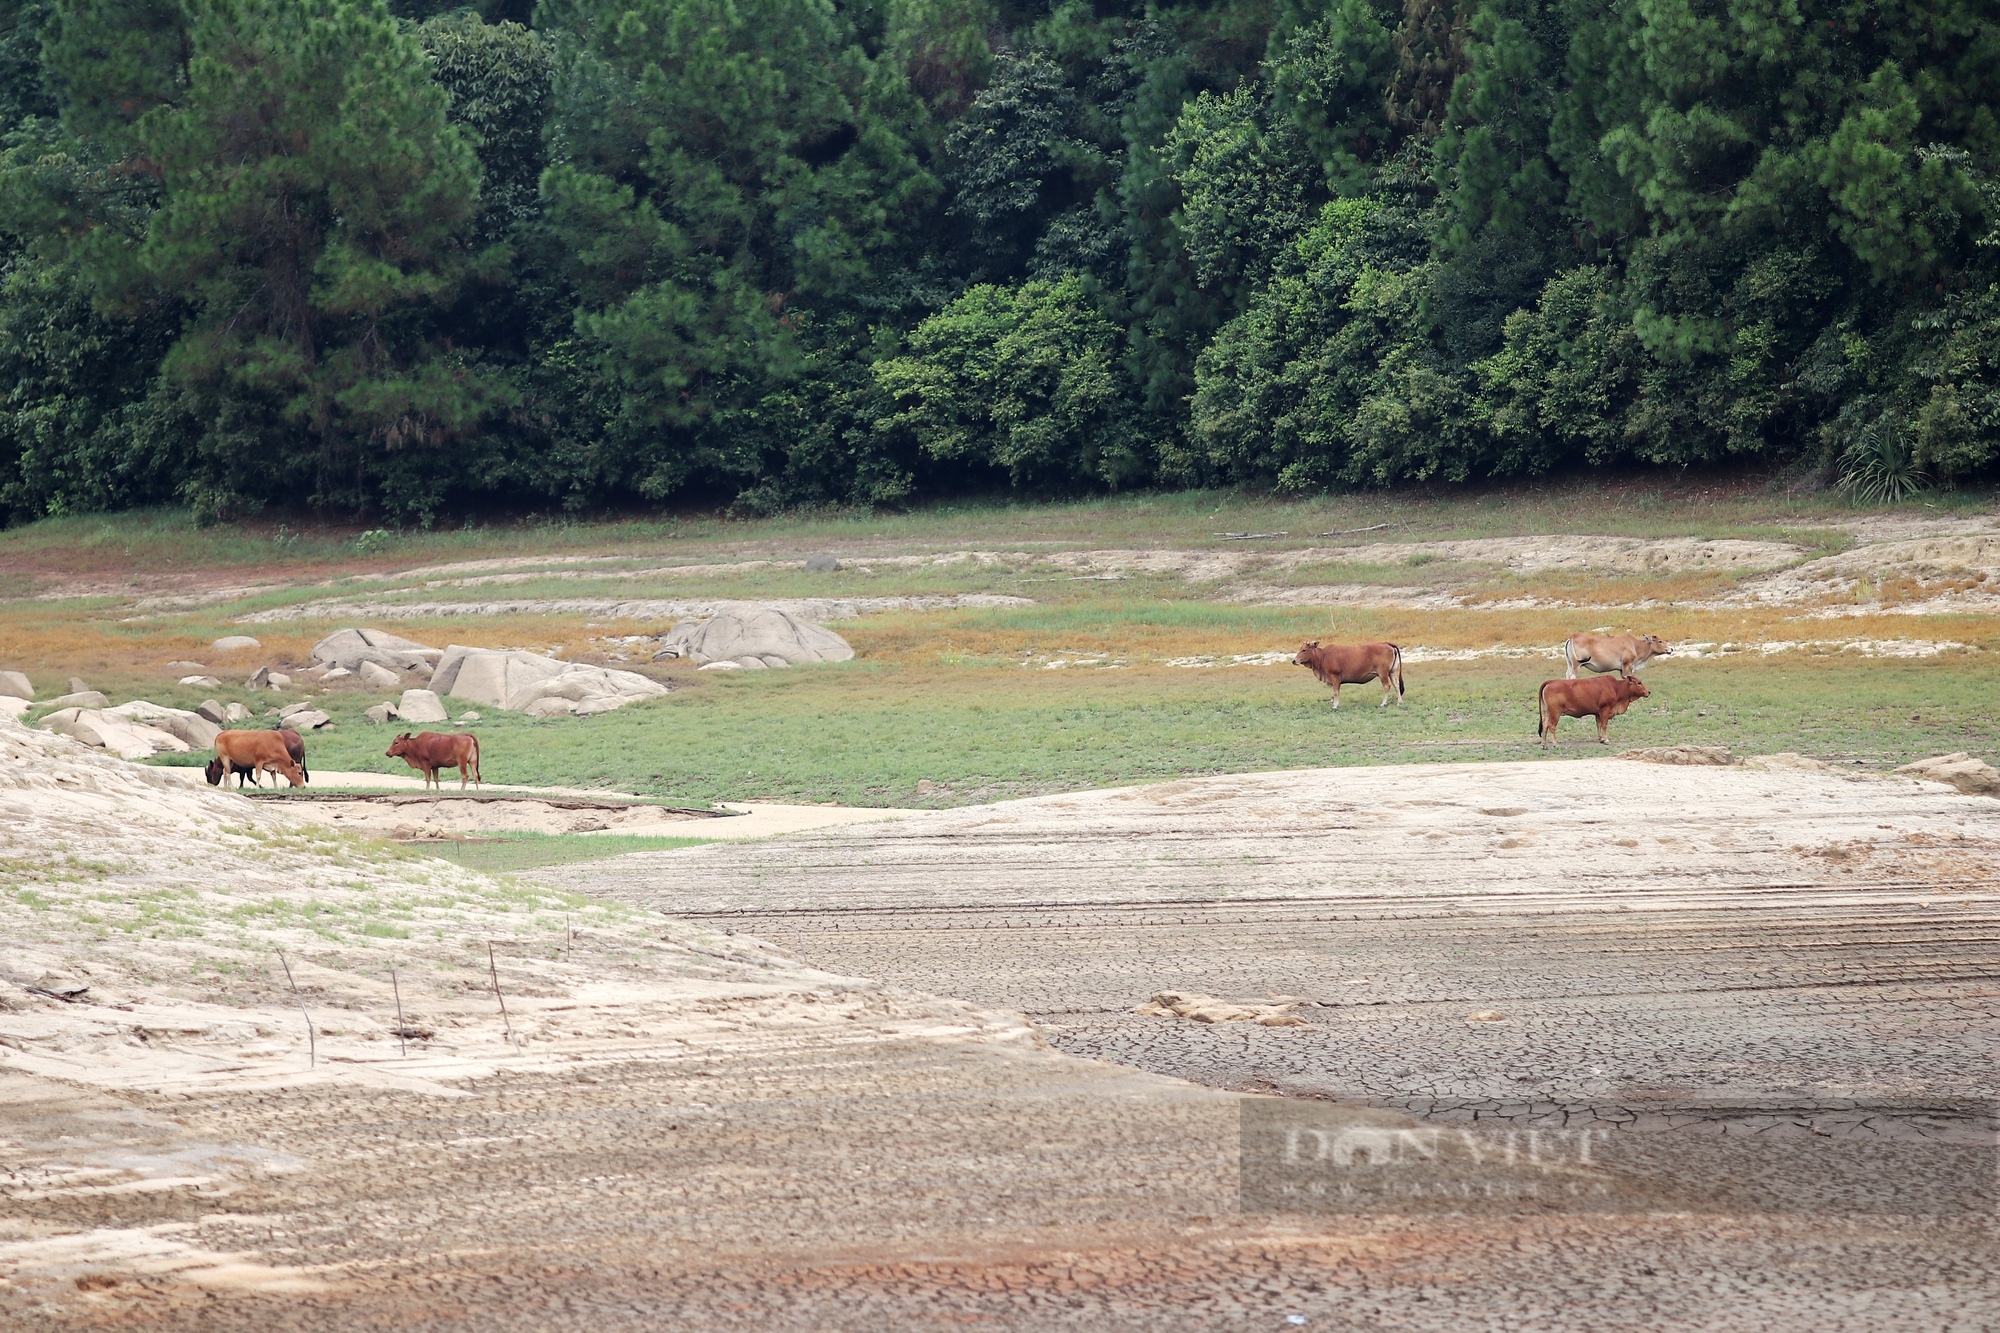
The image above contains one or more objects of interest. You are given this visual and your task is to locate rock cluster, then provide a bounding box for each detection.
[39,701,219,759]
[310,627,440,675]
[1619,745,1739,766]
[432,647,667,717]
[651,609,853,670]
[1894,753,2000,797]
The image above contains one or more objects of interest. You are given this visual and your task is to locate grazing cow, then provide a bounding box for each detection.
[387,732,482,790]
[1564,632,1672,679]
[203,728,309,788]
[211,729,307,787]
[1538,675,1650,745]
[1293,641,1405,709]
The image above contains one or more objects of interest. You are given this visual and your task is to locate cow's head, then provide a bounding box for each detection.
[386,733,414,759]
[1644,635,1672,657]
[203,757,225,786]
[1293,642,1321,666]
[1622,677,1652,699]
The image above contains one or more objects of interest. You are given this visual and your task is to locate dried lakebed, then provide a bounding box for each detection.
[543,756,2000,1150]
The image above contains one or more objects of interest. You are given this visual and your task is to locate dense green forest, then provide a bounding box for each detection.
[0,0,1993,522]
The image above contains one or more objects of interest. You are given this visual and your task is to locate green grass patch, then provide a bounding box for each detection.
[255,653,2000,808]
[415,832,718,874]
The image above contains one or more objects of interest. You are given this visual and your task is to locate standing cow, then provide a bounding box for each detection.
[1564,632,1671,679]
[1293,642,1405,709]
[1538,676,1650,745]
[205,728,308,788]
[387,732,482,790]
[211,730,308,787]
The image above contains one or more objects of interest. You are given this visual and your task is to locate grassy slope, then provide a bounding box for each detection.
[5,478,1996,809]
[198,653,1998,808]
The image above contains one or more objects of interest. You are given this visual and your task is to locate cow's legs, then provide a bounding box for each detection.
[1380,675,1396,706]
[1328,683,1341,710]
[1597,713,1610,743]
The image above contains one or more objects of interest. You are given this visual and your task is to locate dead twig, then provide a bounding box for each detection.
[487,942,518,1053]
[1314,522,1398,537]
[1213,531,1289,541]
[277,951,313,1069]
[391,967,406,1057]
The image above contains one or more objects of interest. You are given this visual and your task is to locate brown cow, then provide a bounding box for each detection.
[387,732,482,790]
[1538,675,1650,745]
[1564,632,1671,679]
[211,729,307,787]
[204,728,308,788]
[1293,641,1405,709]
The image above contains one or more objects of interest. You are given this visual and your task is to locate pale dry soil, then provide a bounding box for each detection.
[4,722,1998,1328]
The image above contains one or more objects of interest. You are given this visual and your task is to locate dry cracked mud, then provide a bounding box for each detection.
[5,729,1999,1329]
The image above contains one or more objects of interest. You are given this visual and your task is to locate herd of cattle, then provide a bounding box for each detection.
[193,630,1668,791]
[1294,630,1671,745]
[203,728,482,790]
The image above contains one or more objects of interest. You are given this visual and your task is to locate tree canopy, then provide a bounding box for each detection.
[0,0,1993,522]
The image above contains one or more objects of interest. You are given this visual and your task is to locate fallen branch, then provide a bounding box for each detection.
[391,967,406,1057]
[488,942,519,1053]
[1313,522,1398,537]
[1213,531,1289,540]
[277,951,313,1069]
[14,982,88,1003]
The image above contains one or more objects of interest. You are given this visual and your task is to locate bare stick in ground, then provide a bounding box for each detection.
[391,967,406,1057]
[488,942,518,1053]
[278,951,314,1069]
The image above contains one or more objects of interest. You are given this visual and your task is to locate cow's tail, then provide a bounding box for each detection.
[1390,644,1405,701]
[1563,637,1578,679]
[1536,681,1549,739]
[470,734,481,787]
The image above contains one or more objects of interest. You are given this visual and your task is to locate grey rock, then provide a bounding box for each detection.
[211,636,262,651]
[656,609,852,668]
[804,553,842,573]
[164,660,206,671]
[266,672,291,689]
[66,677,88,694]
[319,667,353,682]
[106,703,219,750]
[458,711,481,721]
[45,690,109,710]
[310,627,442,673]
[357,660,401,689]
[285,709,332,731]
[433,645,668,715]
[277,701,316,719]
[397,688,449,723]
[0,670,30,700]
[246,666,271,689]
[224,702,252,722]
[179,675,222,689]
[196,700,229,726]
[364,703,399,725]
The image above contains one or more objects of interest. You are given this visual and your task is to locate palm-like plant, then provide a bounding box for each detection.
[1838,409,1929,504]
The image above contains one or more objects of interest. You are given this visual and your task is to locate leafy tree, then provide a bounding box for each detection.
[16,0,509,517]
[873,273,1149,491]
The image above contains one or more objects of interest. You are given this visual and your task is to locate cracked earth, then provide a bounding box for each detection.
[4,733,1999,1327]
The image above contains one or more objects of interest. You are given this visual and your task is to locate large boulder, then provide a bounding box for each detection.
[432,645,668,717]
[0,670,30,700]
[44,690,109,710]
[652,609,853,668]
[106,700,220,749]
[357,660,401,688]
[40,708,190,759]
[1894,753,2000,798]
[311,628,442,673]
[397,688,450,723]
